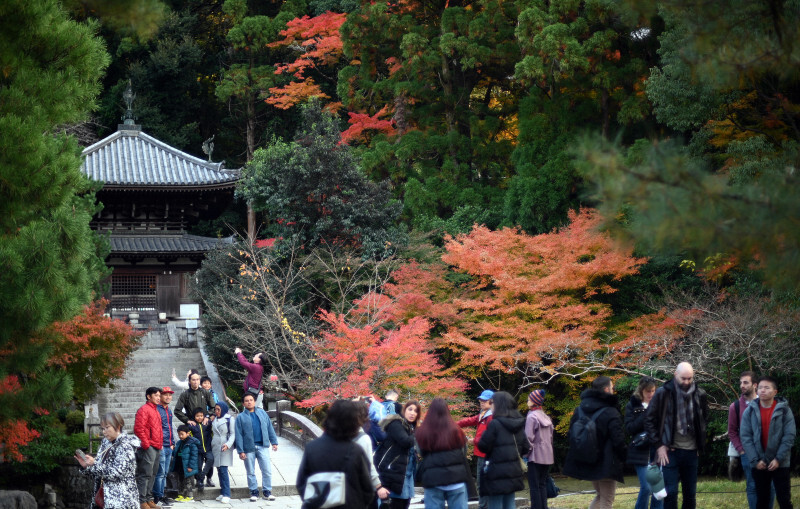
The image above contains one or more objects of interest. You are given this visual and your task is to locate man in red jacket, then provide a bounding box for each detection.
[134,387,164,509]
[458,389,494,509]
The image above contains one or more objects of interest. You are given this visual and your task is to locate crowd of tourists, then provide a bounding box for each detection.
[74,352,796,509]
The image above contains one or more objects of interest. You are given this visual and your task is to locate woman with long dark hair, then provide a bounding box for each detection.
[477,392,530,509]
[415,398,471,509]
[625,376,662,509]
[374,400,421,509]
[296,400,375,509]
[525,390,554,509]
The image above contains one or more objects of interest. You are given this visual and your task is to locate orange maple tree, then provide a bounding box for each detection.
[300,309,467,409]
[361,208,666,387]
[266,12,346,110]
[45,299,142,401]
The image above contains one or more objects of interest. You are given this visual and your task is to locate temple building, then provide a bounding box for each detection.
[81,87,238,322]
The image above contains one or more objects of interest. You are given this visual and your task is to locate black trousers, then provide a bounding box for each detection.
[753,467,793,509]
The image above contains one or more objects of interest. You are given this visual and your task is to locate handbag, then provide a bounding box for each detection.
[546,475,560,498]
[512,434,528,473]
[303,472,346,508]
[301,445,352,509]
[94,482,104,508]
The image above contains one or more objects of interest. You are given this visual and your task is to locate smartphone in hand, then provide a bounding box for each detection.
[75,449,87,461]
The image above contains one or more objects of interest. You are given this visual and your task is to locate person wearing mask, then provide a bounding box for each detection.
[644,362,709,509]
[477,391,530,509]
[173,372,215,426]
[76,412,139,509]
[525,390,554,509]
[374,400,421,509]
[457,389,494,509]
[562,376,626,509]
[416,398,472,509]
[740,376,796,509]
[625,376,662,509]
[211,402,236,504]
[153,386,175,505]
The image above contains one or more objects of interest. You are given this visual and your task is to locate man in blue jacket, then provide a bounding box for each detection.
[235,393,279,502]
[153,386,176,504]
[740,376,796,509]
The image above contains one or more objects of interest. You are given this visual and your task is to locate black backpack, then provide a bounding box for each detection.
[567,407,608,463]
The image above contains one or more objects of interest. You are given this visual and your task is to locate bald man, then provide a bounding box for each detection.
[645,362,709,509]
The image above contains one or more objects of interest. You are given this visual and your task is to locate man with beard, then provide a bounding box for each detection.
[645,362,709,509]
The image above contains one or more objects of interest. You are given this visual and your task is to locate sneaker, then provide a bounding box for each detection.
[220,497,230,503]
[263,490,276,501]
[173,496,186,503]
[206,478,215,487]
[215,495,224,501]
[160,498,175,506]
[249,495,259,502]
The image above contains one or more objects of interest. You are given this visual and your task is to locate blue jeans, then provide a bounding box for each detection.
[635,464,663,509]
[662,448,698,509]
[243,444,273,493]
[741,453,774,509]
[153,446,173,499]
[424,484,468,509]
[487,493,515,509]
[217,465,230,497]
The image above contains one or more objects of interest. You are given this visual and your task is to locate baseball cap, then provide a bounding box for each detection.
[477,390,494,401]
[161,386,175,394]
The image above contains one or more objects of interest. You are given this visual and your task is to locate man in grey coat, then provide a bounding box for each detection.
[740,376,796,509]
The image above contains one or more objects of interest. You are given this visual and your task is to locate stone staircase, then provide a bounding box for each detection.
[95,329,208,432]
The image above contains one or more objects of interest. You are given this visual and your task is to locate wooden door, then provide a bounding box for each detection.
[157,273,181,317]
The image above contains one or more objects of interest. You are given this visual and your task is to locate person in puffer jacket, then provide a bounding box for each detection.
[77,412,140,509]
[477,391,530,509]
[374,400,420,509]
[740,376,796,509]
[416,398,472,509]
[170,425,201,502]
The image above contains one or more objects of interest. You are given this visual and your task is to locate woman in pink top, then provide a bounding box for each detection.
[234,347,265,407]
[525,390,554,509]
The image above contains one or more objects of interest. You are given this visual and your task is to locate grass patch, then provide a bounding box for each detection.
[539,477,800,509]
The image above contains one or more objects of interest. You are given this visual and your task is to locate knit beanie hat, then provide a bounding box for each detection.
[528,389,545,407]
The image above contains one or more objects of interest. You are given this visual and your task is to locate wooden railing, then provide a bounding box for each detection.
[267,400,322,448]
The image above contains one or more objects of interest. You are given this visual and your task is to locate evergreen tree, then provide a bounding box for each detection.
[238,99,405,256]
[579,0,800,291]
[0,0,109,459]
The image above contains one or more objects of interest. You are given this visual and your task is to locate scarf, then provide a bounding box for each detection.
[675,383,696,436]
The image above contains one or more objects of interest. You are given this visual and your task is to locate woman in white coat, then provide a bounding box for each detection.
[211,401,236,503]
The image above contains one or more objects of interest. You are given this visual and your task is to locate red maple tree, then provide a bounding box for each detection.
[300,309,467,409]
[45,299,142,401]
[266,12,346,110]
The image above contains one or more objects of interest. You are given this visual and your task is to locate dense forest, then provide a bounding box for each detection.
[3,0,800,476]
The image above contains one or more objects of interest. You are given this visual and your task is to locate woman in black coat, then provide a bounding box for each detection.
[297,400,375,509]
[625,376,661,509]
[374,400,420,509]
[477,391,530,509]
[416,398,472,509]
